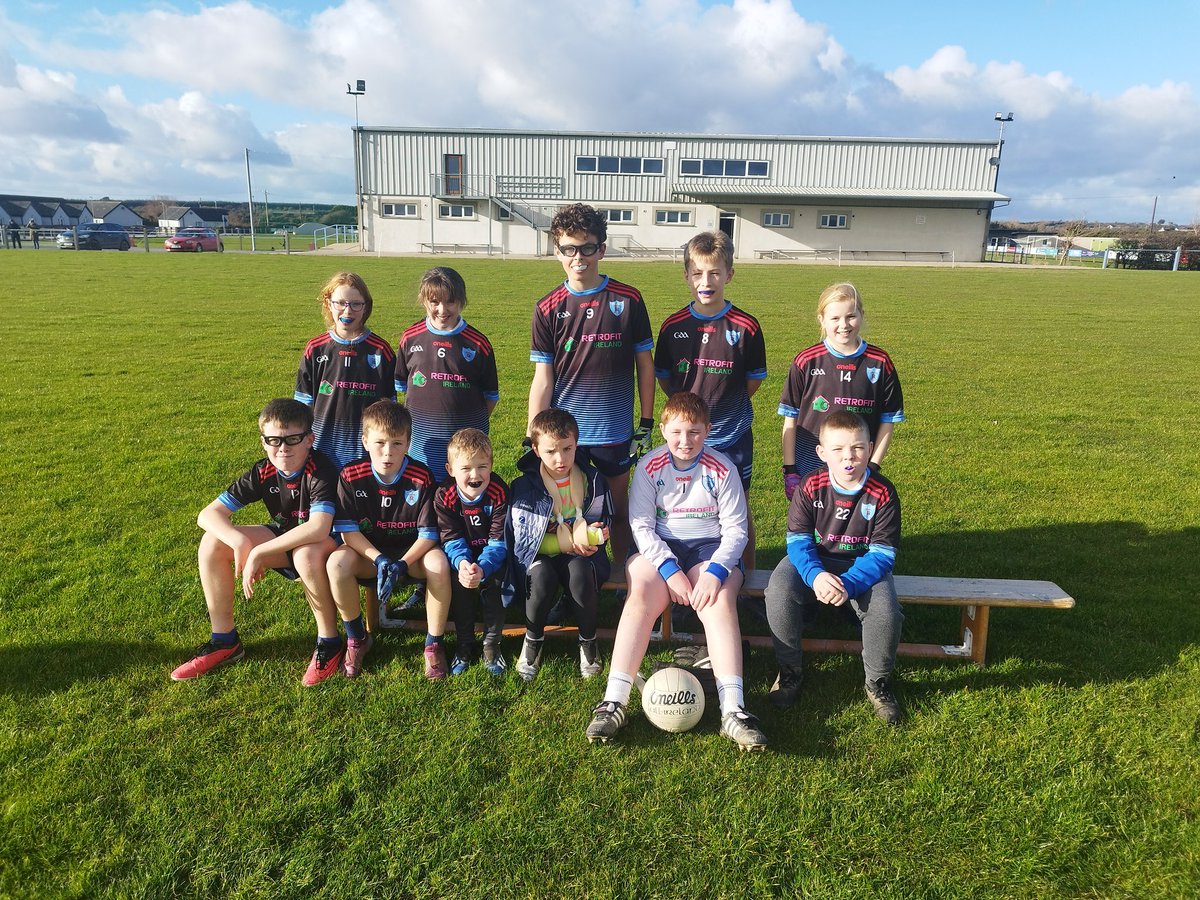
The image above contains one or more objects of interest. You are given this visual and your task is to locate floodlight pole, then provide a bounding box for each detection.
[245,148,257,252]
[347,80,366,251]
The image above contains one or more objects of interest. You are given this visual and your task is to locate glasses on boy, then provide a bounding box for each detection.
[261,430,311,447]
[330,299,366,311]
[555,242,601,258]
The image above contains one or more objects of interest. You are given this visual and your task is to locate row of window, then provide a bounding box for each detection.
[382,202,851,229]
[574,156,771,178]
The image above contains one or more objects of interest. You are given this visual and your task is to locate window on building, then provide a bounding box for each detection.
[575,155,664,175]
[679,158,770,178]
[818,212,850,229]
[762,211,792,228]
[438,204,475,219]
[497,205,512,220]
[655,209,693,225]
[382,202,418,218]
[599,208,635,224]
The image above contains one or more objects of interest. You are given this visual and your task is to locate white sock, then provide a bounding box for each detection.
[717,676,745,716]
[603,671,634,706]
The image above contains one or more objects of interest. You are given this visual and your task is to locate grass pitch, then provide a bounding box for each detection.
[0,251,1198,898]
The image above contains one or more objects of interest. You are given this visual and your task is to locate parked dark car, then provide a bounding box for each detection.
[57,223,132,251]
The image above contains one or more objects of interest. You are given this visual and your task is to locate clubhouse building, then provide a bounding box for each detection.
[352,126,1009,261]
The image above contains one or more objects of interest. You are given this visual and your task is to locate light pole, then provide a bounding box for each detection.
[347,80,366,250]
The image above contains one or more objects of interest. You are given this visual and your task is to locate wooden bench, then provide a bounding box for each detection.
[364,571,1074,667]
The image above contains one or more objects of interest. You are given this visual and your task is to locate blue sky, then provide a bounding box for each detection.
[1,0,1196,223]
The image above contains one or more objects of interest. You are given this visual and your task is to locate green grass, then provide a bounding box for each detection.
[1,252,1198,898]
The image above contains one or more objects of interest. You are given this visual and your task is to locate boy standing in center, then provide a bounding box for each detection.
[527,203,655,562]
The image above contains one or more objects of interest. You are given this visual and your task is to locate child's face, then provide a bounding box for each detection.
[362,426,410,477]
[422,291,463,332]
[554,230,605,291]
[660,415,710,466]
[684,255,734,308]
[260,420,314,473]
[816,426,872,489]
[329,283,367,336]
[819,298,862,352]
[446,449,492,501]
[533,432,577,478]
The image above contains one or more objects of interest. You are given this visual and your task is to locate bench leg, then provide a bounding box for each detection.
[363,585,380,634]
[940,604,990,665]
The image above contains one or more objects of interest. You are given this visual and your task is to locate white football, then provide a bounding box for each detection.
[641,666,705,733]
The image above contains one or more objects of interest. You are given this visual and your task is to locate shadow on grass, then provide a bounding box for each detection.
[752,521,1200,688]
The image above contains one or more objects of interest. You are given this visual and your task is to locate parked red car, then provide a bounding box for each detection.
[164,228,224,252]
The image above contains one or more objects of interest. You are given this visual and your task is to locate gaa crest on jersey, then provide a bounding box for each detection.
[860,502,877,521]
[367,352,382,369]
[404,488,420,506]
[608,299,625,317]
[462,347,476,362]
[725,329,741,346]
[866,366,881,384]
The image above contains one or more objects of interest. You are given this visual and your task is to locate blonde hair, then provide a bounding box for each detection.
[446,427,493,463]
[683,231,734,272]
[816,282,864,334]
[318,271,374,328]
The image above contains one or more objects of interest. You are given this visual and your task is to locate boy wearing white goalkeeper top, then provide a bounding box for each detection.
[586,392,767,751]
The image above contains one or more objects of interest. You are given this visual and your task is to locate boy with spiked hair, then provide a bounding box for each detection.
[765,410,905,725]
[171,399,350,686]
[586,392,767,751]
[435,427,510,675]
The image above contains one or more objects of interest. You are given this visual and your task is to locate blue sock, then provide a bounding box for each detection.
[317,636,343,651]
[344,615,366,642]
[425,633,442,648]
[211,628,239,646]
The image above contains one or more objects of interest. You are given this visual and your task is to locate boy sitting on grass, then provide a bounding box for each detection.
[586,392,768,751]
[327,400,452,680]
[764,410,904,725]
[435,428,510,676]
[503,408,611,682]
[171,399,348,687]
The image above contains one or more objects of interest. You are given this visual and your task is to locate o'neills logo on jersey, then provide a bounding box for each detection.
[339,349,357,358]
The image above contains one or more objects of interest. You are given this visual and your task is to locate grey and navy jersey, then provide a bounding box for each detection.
[654,300,766,448]
[295,330,397,470]
[786,467,900,598]
[434,476,509,580]
[531,275,653,446]
[218,451,338,532]
[778,340,904,475]
[396,317,499,476]
[333,457,439,557]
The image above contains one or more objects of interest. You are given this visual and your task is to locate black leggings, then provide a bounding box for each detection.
[526,554,599,640]
[450,581,506,650]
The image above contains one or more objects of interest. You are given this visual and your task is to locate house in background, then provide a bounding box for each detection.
[351,126,1010,261]
[87,200,144,228]
[158,205,229,232]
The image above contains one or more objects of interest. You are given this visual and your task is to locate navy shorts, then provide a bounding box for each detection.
[579,441,634,478]
[264,524,300,580]
[636,537,744,577]
[715,429,753,493]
